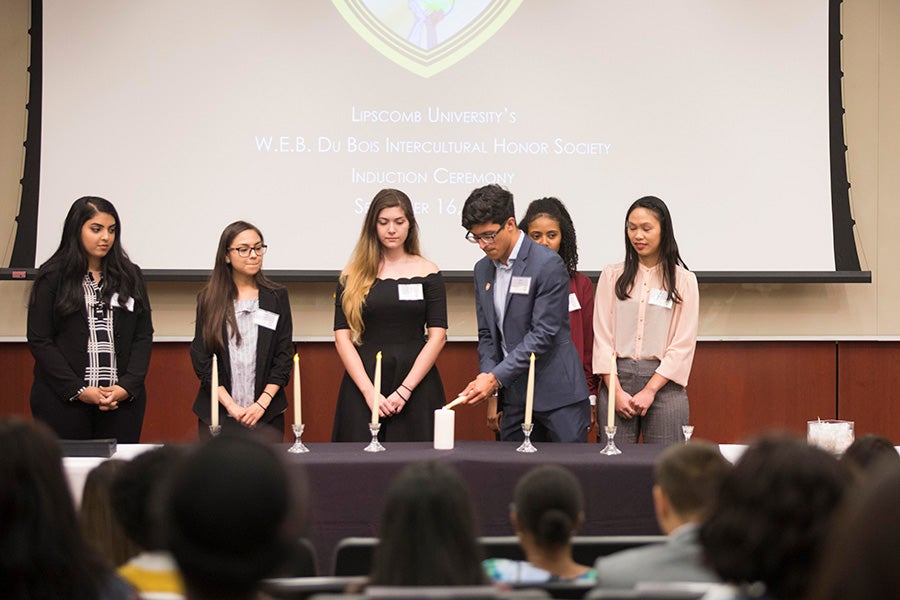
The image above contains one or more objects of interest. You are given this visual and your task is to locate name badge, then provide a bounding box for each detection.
[254,309,280,330]
[110,293,134,312]
[568,292,581,312]
[398,283,424,301]
[509,276,532,295]
[648,288,673,309]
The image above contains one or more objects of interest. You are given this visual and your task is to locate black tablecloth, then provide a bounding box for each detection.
[284,441,664,574]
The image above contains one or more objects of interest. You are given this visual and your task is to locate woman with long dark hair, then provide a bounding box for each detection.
[190,221,292,440]
[0,417,135,599]
[592,196,698,444]
[332,189,447,442]
[517,197,598,433]
[370,461,486,587]
[27,196,153,442]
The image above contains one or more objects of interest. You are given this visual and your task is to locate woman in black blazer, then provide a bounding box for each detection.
[190,221,292,441]
[27,197,153,443]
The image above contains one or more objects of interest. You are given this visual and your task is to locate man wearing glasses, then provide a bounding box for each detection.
[456,185,590,442]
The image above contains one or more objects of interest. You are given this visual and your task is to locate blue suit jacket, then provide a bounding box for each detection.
[473,234,589,412]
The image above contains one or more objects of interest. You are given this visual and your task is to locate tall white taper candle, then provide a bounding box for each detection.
[371,351,382,425]
[211,354,219,428]
[607,354,617,428]
[524,353,535,426]
[293,353,301,425]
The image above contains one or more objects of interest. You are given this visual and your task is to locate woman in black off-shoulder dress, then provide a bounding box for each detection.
[332,189,447,442]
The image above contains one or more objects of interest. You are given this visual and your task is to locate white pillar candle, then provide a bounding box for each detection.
[211,354,219,428]
[434,408,455,449]
[524,353,535,426]
[607,354,617,428]
[293,353,302,425]
[371,351,382,425]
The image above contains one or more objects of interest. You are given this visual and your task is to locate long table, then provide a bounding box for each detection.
[66,441,670,574]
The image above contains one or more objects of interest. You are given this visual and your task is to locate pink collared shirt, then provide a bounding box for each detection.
[592,262,699,387]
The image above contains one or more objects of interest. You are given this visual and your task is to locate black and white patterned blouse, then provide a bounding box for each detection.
[82,274,118,387]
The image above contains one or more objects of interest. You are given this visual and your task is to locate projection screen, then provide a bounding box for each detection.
[9,0,865,281]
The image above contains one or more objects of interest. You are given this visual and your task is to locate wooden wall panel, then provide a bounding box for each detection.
[679,341,837,444]
[0,344,34,416]
[837,342,900,440]
[3,340,897,444]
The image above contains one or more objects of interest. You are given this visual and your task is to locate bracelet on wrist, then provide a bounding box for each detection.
[400,383,412,393]
[396,388,409,402]
[261,390,274,400]
[256,400,267,410]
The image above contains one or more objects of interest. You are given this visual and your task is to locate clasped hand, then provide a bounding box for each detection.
[366,390,406,417]
[80,385,127,411]
[614,388,656,419]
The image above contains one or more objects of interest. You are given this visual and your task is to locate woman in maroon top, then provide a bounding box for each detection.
[482,197,598,434]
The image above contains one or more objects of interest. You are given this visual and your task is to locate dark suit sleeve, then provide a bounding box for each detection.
[26,271,85,400]
[492,252,570,387]
[190,299,214,390]
[473,264,499,374]
[266,288,293,387]
[116,274,154,398]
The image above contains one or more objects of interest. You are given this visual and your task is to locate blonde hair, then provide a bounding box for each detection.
[340,189,420,344]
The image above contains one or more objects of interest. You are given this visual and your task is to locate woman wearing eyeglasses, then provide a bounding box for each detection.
[190,221,293,440]
[332,189,447,442]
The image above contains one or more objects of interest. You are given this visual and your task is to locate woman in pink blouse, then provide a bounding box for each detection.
[592,196,699,444]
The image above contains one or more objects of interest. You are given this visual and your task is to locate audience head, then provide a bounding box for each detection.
[512,464,584,550]
[808,461,900,600]
[371,461,486,587]
[841,433,898,477]
[111,445,186,552]
[165,434,292,600]
[0,417,110,599]
[700,434,851,600]
[518,197,579,277]
[652,441,732,533]
[80,459,140,568]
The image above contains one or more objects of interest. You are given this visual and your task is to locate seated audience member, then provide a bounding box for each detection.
[164,434,299,600]
[369,461,488,587]
[484,465,595,584]
[594,440,731,589]
[111,446,187,596]
[0,417,136,600]
[699,435,851,600]
[840,433,899,477]
[81,459,141,568]
[808,462,900,600]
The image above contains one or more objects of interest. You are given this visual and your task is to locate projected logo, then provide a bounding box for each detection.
[331,0,524,78]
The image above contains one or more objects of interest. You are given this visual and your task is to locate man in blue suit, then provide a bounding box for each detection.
[457,185,590,442]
